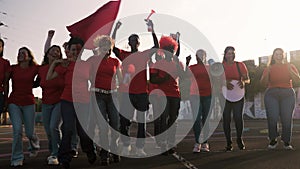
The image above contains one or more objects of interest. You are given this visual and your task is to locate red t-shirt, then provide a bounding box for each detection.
[151,59,182,98]
[0,57,10,92]
[115,49,151,94]
[263,63,299,88]
[223,61,248,80]
[148,63,159,95]
[87,56,120,90]
[55,61,90,103]
[38,65,64,104]
[189,64,211,96]
[8,65,38,106]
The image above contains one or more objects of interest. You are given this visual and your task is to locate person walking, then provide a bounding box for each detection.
[8,47,40,167]
[260,48,300,150]
[221,46,250,151]
[39,45,64,165]
[186,49,212,153]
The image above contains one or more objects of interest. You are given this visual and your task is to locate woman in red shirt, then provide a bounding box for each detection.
[8,47,40,167]
[150,36,184,155]
[260,48,300,150]
[38,45,64,165]
[47,37,96,169]
[222,46,250,151]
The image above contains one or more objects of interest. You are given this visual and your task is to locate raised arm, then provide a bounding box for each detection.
[175,32,180,57]
[147,20,159,49]
[112,21,122,57]
[44,30,55,54]
[112,21,122,40]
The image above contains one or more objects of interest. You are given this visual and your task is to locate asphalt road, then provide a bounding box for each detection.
[1,119,300,169]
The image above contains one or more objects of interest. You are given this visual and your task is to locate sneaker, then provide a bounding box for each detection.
[121,145,131,156]
[225,144,233,152]
[268,139,278,149]
[136,148,147,157]
[237,138,245,150]
[193,143,201,153]
[29,150,38,157]
[47,156,59,165]
[71,149,78,158]
[201,143,210,152]
[283,142,294,150]
[30,139,40,149]
[11,160,23,167]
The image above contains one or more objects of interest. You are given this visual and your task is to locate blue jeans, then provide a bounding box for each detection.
[222,97,245,144]
[95,92,119,158]
[264,88,296,143]
[58,100,94,165]
[8,104,40,163]
[190,95,212,144]
[119,93,148,149]
[42,103,62,157]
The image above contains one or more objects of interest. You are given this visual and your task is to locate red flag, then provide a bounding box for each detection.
[67,0,121,49]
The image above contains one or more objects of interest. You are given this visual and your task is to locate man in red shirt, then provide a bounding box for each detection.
[112,20,158,156]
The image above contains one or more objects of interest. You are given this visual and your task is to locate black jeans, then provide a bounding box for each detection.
[119,93,149,148]
[58,100,94,165]
[222,98,245,144]
[159,96,180,148]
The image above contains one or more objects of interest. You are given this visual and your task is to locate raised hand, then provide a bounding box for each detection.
[48,30,55,38]
[115,21,122,30]
[146,19,154,32]
[186,55,191,66]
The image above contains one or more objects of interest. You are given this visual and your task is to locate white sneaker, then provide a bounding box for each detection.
[136,148,147,157]
[201,143,210,152]
[11,160,23,167]
[267,139,278,150]
[193,143,201,153]
[29,150,38,157]
[283,143,294,150]
[30,139,40,149]
[47,156,59,165]
[122,145,131,156]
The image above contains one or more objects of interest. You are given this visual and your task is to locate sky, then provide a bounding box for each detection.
[1,0,300,96]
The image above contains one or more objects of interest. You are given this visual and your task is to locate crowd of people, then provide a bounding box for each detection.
[0,19,299,169]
